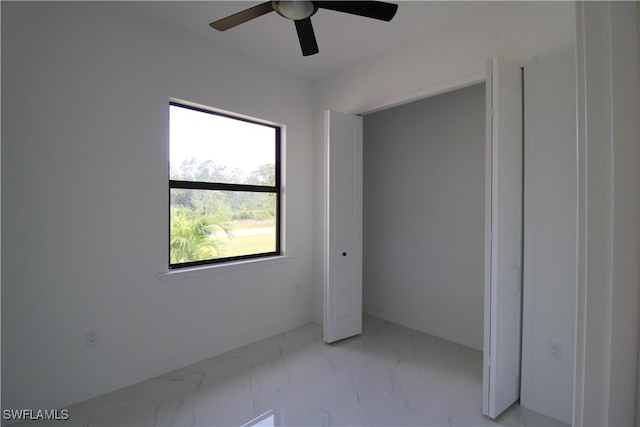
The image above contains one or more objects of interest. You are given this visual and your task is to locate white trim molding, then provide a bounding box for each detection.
[355,71,486,116]
[573,2,640,426]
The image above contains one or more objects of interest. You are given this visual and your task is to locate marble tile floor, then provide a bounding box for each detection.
[16,315,568,427]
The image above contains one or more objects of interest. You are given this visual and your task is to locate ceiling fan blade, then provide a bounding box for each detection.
[294,18,319,56]
[210,1,274,31]
[315,1,398,22]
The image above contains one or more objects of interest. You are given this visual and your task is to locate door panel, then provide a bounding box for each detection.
[482,57,524,419]
[330,126,356,250]
[324,110,363,344]
[331,264,356,320]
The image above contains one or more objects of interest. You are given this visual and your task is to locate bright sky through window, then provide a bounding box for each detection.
[169,105,275,176]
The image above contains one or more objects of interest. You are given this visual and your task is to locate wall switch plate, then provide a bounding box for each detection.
[548,340,562,360]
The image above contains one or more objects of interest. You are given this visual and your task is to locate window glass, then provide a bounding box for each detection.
[170,105,276,185]
[169,102,280,268]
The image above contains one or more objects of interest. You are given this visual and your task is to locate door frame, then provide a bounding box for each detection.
[355,72,486,116]
[321,73,488,342]
[573,2,640,425]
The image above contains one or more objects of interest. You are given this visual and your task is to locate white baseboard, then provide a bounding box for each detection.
[363,302,482,351]
[520,389,572,425]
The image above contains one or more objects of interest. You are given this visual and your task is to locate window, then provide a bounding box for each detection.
[169,102,281,269]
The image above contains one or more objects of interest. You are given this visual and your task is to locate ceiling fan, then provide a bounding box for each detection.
[210,1,399,56]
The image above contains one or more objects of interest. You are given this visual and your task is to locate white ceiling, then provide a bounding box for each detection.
[127,1,488,80]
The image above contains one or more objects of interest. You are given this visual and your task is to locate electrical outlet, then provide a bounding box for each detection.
[86,330,99,347]
[548,340,562,360]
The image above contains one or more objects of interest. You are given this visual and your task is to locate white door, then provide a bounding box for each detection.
[324,110,363,344]
[482,57,523,418]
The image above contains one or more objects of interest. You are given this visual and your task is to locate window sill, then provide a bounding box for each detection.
[155,256,291,281]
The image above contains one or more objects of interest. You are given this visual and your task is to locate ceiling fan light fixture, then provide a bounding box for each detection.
[274,1,317,20]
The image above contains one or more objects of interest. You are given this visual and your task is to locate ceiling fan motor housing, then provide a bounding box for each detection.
[273,1,318,20]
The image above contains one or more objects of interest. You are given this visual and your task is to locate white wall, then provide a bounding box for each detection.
[362,84,485,350]
[1,1,314,413]
[520,49,576,425]
[312,1,575,325]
